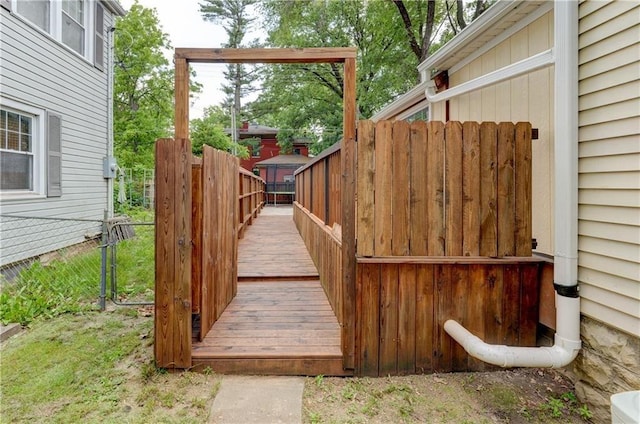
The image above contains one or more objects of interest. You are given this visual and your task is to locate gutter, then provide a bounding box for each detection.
[444,1,582,368]
[424,48,554,103]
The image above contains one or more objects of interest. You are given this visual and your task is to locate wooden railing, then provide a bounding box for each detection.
[156,141,264,368]
[295,142,341,225]
[294,142,344,335]
[239,168,265,238]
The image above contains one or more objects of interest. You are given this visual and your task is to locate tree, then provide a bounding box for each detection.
[199,0,261,123]
[190,106,248,157]
[253,0,418,153]
[113,2,202,168]
[391,0,489,63]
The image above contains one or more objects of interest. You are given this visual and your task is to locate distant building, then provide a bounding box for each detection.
[255,154,311,205]
[234,122,311,173]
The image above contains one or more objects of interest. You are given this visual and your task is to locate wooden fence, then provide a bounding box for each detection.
[356,120,532,257]
[295,120,540,376]
[156,141,264,368]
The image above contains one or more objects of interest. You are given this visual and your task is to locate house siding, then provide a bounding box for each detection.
[577,0,640,336]
[434,8,555,256]
[0,3,116,266]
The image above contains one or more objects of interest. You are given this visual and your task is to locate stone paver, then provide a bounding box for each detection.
[209,376,304,424]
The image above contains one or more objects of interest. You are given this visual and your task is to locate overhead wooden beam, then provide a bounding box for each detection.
[175,47,357,63]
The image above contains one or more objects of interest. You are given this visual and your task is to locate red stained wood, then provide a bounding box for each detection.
[379,264,399,375]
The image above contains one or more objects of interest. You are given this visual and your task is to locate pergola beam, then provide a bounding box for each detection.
[175,47,357,64]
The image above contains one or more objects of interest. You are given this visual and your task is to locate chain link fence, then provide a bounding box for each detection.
[0,211,155,325]
[115,168,155,211]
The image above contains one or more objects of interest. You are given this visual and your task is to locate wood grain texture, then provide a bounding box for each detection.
[392,121,411,256]
[427,122,445,255]
[379,264,399,375]
[342,56,357,370]
[515,122,532,256]
[497,122,516,256]
[176,47,357,63]
[192,280,346,375]
[480,122,498,257]
[445,121,463,256]
[374,120,393,256]
[462,122,481,256]
[356,120,375,256]
[174,58,189,139]
[410,121,429,256]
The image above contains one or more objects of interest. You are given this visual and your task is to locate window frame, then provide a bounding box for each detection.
[11,0,95,64]
[0,98,46,200]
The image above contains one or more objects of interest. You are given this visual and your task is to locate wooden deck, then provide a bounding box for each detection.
[192,207,349,375]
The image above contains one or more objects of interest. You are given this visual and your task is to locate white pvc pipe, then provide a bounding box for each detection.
[444,0,582,368]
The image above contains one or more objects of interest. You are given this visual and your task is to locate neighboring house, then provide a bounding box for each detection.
[234,121,311,173]
[373,1,639,420]
[255,154,311,204]
[0,0,126,267]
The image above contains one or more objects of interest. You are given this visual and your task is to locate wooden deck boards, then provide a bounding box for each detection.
[237,210,319,280]
[193,208,349,375]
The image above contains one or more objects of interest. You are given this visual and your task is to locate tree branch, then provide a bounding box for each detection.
[391,0,422,60]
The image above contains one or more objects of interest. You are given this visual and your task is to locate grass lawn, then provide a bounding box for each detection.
[1,309,221,423]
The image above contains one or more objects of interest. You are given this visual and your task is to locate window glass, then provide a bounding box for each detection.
[17,1,50,32]
[62,0,85,54]
[1,108,34,191]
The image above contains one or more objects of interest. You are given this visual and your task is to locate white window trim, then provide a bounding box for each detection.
[0,98,46,201]
[11,0,95,65]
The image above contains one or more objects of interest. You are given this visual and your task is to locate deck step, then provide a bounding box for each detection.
[191,356,351,376]
[238,275,319,283]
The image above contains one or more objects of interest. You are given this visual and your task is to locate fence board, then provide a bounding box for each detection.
[498,122,516,256]
[397,264,416,375]
[480,122,498,257]
[410,121,429,255]
[445,122,464,256]
[415,264,434,373]
[450,265,468,371]
[379,264,399,375]
[358,263,380,376]
[357,120,375,256]
[392,121,411,256]
[515,122,532,256]
[462,122,481,256]
[191,161,203,315]
[374,120,393,255]
[434,264,452,372]
[427,122,445,255]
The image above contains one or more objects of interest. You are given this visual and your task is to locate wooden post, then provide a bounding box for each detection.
[175,57,189,139]
[342,56,356,370]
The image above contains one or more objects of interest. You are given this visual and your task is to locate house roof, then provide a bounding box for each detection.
[238,123,279,136]
[254,155,312,167]
[417,0,547,77]
[102,0,127,17]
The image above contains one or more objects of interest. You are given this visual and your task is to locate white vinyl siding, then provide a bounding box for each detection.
[438,8,555,256]
[0,2,116,266]
[577,0,640,336]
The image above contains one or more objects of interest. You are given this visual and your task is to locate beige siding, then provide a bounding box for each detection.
[443,10,555,255]
[578,0,640,336]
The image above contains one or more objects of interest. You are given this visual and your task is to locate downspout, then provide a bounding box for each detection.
[107,25,115,218]
[444,1,581,368]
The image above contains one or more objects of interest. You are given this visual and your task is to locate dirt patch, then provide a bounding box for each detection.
[303,369,590,423]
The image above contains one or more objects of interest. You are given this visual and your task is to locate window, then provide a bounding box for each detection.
[293,148,301,155]
[61,0,84,55]
[16,1,50,32]
[0,99,60,199]
[251,146,261,158]
[13,0,99,64]
[0,109,34,191]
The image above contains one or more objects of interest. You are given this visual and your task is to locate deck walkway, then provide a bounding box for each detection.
[192,206,349,375]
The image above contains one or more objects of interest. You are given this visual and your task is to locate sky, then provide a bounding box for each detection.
[118,0,260,119]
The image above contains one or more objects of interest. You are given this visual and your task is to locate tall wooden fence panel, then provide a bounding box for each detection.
[157,141,265,367]
[155,138,192,368]
[356,120,532,258]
